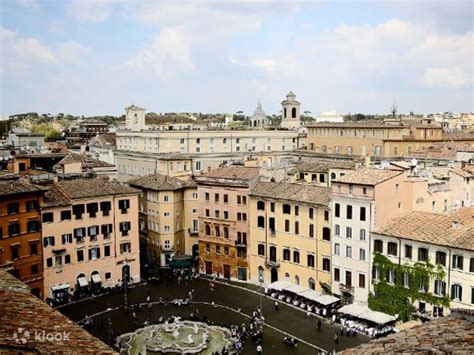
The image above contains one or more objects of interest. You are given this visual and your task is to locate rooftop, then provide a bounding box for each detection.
[145,115,196,125]
[340,315,474,355]
[44,178,139,206]
[333,168,403,185]
[451,165,474,179]
[129,173,196,191]
[0,181,47,197]
[295,160,356,173]
[53,152,115,171]
[308,120,405,129]
[0,270,114,353]
[250,181,330,206]
[88,133,116,148]
[201,166,260,181]
[375,207,474,251]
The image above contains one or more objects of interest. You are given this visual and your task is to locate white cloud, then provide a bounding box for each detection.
[68,0,113,22]
[127,28,195,78]
[16,0,39,10]
[58,41,90,64]
[229,56,277,74]
[422,67,471,89]
[0,27,57,70]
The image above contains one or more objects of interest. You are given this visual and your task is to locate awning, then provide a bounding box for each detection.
[338,303,396,325]
[268,281,293,291]
[51,282,70,292]
[314,294,340,306]
[298,289,321,302]
[77,276,88,287]
[285,284,309,294]
[91,273,101,284]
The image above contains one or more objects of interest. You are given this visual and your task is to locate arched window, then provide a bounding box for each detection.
[258,266,264,283]
[320,174,325,183]
[257,201,265,211]
[331,172,336,180]
[295,275,300,285]
[285,272,290,280]
[308,277,315,290]
[291,107,297,118]
[214,226,220,237]
[347,146,353,155]
[223,227,229,238]
[311,174,317,181]
[322,145,327,153]
[205,224,211,236]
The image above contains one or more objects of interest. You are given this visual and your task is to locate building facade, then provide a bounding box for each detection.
[0,181,46,297]
[248,181,332,293]
[41,179,140,300]
[281,91,301,129]
[128,174,198,267]
[197,166,259,281]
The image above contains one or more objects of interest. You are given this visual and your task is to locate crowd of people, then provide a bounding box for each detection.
[339,316,393,338]
[269,290,338,319]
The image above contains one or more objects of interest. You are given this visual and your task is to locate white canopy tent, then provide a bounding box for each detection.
[298,289,321,302]
[77,276,88,287]
[91,273,102,284]
[285,284,309,294]
[51,282,70,292]
[268,281,293,291]
[339,303,396,325]
[314,294,340,306]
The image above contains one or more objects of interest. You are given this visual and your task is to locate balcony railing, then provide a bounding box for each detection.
[235,240,247,247]
[339,284,355,294]
[265,259,280,268]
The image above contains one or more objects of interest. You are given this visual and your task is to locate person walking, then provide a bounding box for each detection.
[317,319,322,331]
[274,301,279,311]
[256,344,263,355]
[334,333,339,344]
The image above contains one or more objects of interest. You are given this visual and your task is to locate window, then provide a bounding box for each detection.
[451,284,463,301]
[418,248,429,262]
[77,249,84,262]
[405,245,412,259]
[60,210,71,221]
[42,212,54,223]
[62,234,72,244]
[8,223,20,236]
[215,245,221,254]
[214,210,220,218]
[64,255,71,264]
[360,228,366,241]
[345,271,352,287]
[282,204,291,214]
[164,195,169,202]
[470,257,474,273]
[452,254,464,270]
[104,245,111,257]
[224,247,229,255]
[27,221,40,232]
[26,200,38,212]
[322,258,330,272]
[120,242,131,254]
[270,202,275,212]
[360,207,366,221]
[88,247,101,260]
[335,203,340,217]
[7,203,19,215]
[373,266,380,281]
[436,251,447,266]
[294,206,299,216]
[243,196,247,205]
[223,194,228,203]
[309,224,315,238]
[362,187,367,195]
[72,204,85,219]
[346,226,352,239]
[205,192,210,201]
[388,269,395,284]
[214,193,219,203]
[86,203,98,217]
[30,242,38,255]
[283,249,290,261]
[294,221,299,235]
[284,220,290,232]
[359,274,366,288]
[224,211,228,219]
[43,236,55,247]
[31,264,39,275]
[223,227,229,238]
[434,279,446,296]
[101,224,112,239]
[205,224,211,236]
[346,205,352,219]
[374,240,383,253]
[322,227,330,241]
[334,268,340,282]
[242,213,247,221]
[257,216,265,228]
[387,242,398,256]
[293,250,300,264]
[257,201,265,210]
[403,273,410,288]
[11,245,20,260]
[308,278,316,290]
[308,207,314,219]
[307,254,315,268]
[359,248,366,261]
[206,209,210,217]
[46,257,53,267]
[324,210,329,221]
[258,244,265,256]
[335,224,340,236]
[74,227,86,242]
[334,243,340,256]
[346,246,352,258]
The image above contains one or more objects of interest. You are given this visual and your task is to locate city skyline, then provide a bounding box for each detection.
[1,0,472,117]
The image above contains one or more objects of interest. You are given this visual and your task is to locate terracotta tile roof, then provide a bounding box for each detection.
[340,316,474,355]
[88,133,116,148]
[53,152,114,171]
[0,270,114,353]
[49,178,139,202]
[250,181,330,206]
[145,115,195,125]
[129,173,196,191]
[375,208,474,251]
[308,120,405,128]
[43,185,71,207]
[202,166,260,181]
[451,165,474,178]
[333,168,403,185]
[295,160,356,173]
[0,181,47,197]
[443,130,474,141]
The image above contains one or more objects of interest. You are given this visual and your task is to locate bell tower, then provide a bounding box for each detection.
[125,104,146,131]
[281,91,301,129]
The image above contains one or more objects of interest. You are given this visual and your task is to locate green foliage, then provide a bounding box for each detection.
[31,123,61,141]
[369,253,450,321]
[227,121,245,130]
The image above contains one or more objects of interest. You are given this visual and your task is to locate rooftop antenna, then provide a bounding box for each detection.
[390,98,398,119]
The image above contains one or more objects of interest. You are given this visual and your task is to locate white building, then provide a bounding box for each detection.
[315,110,344,123]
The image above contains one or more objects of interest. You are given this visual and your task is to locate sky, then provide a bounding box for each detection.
[0,0,472,117]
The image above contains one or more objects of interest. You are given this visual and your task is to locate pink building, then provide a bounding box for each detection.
[41,179,140,301]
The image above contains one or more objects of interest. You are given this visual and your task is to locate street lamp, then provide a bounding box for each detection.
[123,261,129,309]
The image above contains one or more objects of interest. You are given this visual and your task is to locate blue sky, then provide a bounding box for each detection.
[0,0,472,117]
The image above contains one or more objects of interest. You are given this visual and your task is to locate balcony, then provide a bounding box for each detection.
[235,240,247,248]
[339,284,354,294]
[188,228,199,236]
[265,259,280,268]
[269,229,276,237]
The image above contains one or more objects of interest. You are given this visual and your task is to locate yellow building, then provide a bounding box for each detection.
[128,174,198,267]
[248,181,332,293]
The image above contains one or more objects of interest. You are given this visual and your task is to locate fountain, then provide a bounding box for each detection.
[117,321,237,354]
